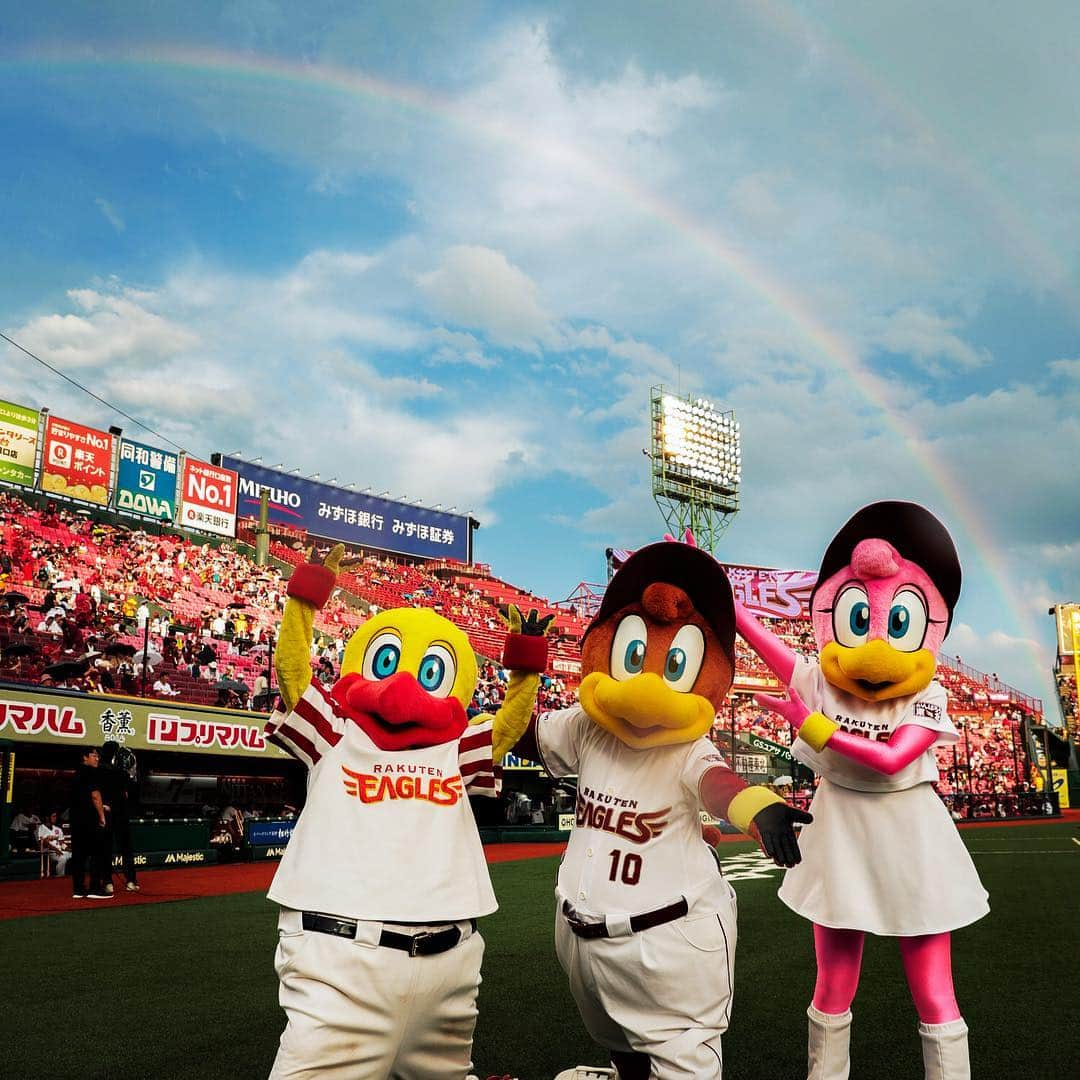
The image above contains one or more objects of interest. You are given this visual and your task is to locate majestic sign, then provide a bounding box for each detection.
[0,686,288,759]
[115,438,179,522]
[179,458,238,538]
[0,398,39,488]
[40,415,113,505]
[221,456,471,562]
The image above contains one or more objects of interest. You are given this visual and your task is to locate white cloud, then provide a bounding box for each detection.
[418,245,551,348]
[870,306,989,372]
[95,197,125,233]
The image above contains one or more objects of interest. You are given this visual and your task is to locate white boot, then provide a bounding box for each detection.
[919,1018,970,1080]
[807,1005,851,1080]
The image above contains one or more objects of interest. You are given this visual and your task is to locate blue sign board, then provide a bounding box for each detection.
[115,438,179,521]
[220,457,472,562]
[247,819,296,846]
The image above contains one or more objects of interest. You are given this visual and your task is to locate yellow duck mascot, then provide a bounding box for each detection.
[265,543,551,1080]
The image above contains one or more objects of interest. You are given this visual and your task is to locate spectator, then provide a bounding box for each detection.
[153,674,180,697]
[36,811,71,876]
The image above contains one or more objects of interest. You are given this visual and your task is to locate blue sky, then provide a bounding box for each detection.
[3,1,1079,710]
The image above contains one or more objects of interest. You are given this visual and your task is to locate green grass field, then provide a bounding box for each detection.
[3,822,1077,1079]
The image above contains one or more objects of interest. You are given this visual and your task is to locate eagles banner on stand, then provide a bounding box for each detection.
[40,415,114,506]
[115,437,179,522]
[0,398,39,488]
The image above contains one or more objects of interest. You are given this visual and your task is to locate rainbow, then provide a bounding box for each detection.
[2,43,1047,674]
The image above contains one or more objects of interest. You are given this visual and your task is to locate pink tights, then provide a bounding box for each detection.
[811,923,961,1024]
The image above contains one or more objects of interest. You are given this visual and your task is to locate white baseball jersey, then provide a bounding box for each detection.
[789,656,957,792]
[266,680,500,921]
[536,707,730,917]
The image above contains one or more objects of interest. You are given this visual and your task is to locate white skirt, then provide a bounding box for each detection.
[778,779,989,936]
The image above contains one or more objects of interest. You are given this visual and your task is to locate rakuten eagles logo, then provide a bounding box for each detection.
[575,788,671,844]
[341,764,463,806]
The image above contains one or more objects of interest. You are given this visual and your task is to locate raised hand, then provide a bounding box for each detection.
[754,685,812,732]
[498,604,556,637]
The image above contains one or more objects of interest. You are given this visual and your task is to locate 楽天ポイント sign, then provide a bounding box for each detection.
[40,414,114,505]
[115,437,179,522]
[221,456,472,562]
[0,398,40,488]
[179,457,238,537]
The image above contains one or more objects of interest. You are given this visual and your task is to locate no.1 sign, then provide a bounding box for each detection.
[179,458,238,538]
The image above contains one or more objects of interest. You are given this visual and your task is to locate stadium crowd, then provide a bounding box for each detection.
[0,490,1050,804]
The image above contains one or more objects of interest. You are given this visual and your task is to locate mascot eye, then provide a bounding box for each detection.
[663,624,705,693]
[362,631,402,681]
[610,615,648,681]
[832,586,871,648]
[417,644,456,698]
[888,589,928,652]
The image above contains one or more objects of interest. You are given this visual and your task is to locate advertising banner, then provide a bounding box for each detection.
[0,686,289,759]
[0,398,39,488]
[723,564,817,620]
[247,819,296,846]
[742,732,794,762]
[40,415,113,505]
[609,552,816,620]
[115,438,179,521]
[1053,604,1080,659]
[179,458,238,538]
[221,456,470,562]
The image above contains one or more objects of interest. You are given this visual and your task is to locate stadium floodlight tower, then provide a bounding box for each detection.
[649,385,741,554]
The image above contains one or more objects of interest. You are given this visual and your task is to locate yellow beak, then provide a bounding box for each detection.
[579,671,715,749]
[820,639,936,701]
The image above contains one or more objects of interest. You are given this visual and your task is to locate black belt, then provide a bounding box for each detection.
[562,897,689,939]
[301,912,476,956]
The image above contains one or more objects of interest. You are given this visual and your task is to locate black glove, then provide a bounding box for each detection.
[498,604,556,637]
[751,803,813,868]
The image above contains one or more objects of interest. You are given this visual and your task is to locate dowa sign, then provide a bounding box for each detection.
[221,456,471,562]
[40,415,113,506]
[0,685,289,759]
[0,398,39,488]
[179,458,238,538]
[115,438,179,522]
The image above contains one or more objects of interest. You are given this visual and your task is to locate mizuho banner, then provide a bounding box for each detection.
[41,414,113,505]
[115,438,179,521]
[221,456,471,562]
[0,398,39,488]
[179,458,238,538]
[0,685,289,759]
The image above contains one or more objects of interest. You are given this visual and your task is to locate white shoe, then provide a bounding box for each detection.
[554,1069,616,1080]
[87,892,113,900]
[126,882,140,892]
[104,882,114,895]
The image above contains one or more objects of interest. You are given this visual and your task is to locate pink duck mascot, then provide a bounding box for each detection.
[736,502,987,1080]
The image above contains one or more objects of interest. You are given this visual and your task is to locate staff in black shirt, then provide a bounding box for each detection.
[70,746,110,900]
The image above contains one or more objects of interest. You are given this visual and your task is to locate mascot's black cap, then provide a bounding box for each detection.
[584,541,735,666]
[810,501,962,634]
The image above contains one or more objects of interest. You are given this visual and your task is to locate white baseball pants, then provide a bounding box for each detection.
[269,909,483,1080]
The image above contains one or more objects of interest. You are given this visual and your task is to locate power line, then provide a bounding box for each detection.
[0,329,188,452]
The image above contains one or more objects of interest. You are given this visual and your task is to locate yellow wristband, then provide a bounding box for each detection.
[726,785,784,834]
[799,711,839,752]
